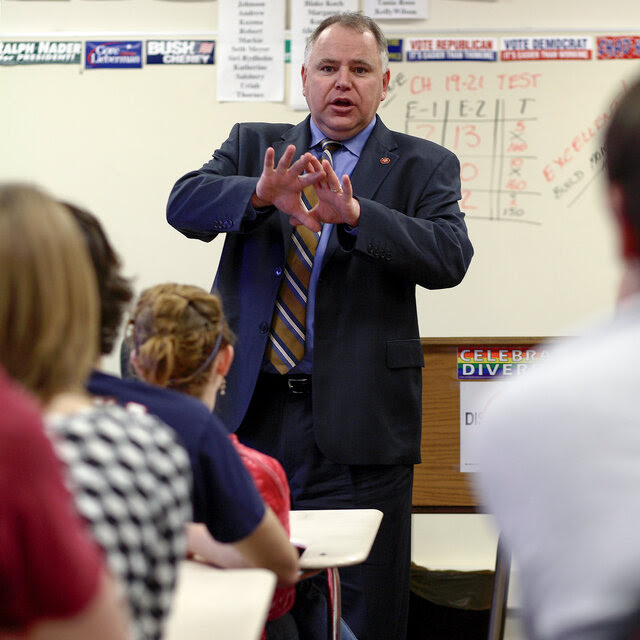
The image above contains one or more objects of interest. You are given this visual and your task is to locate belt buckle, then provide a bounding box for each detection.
[287,377,310,394]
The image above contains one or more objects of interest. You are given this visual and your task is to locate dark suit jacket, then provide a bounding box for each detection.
[167,115,473,466]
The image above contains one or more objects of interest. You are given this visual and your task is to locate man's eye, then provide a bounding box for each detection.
[321,65,334,73]
[354,67,368,74]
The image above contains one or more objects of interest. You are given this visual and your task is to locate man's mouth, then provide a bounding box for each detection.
[331,98,354,109]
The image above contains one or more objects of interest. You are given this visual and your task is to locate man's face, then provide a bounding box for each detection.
[301,24,390,141]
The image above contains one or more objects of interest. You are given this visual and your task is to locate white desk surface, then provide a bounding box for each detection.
[290,508,383,570]
[165,561,276,640]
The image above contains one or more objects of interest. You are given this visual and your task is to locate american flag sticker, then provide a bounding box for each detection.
[146,40,215,65]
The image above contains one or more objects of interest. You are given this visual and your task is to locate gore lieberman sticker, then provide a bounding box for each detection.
[85,41,142,69]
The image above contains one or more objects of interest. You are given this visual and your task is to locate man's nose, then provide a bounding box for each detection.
[335,67,352,89]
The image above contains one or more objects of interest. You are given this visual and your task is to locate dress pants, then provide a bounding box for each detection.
[237,373,413,640]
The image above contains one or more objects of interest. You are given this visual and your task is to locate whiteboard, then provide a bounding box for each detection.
[377,58,640,337]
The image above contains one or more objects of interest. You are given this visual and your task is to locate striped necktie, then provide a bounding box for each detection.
[266,138,343,373]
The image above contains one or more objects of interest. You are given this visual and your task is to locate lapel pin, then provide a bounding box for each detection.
[380,157,390,164]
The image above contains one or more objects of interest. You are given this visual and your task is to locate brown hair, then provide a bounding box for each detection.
[605,75,640,253]
[0,183,100,402]
[130,283,234,398]
[62,201,134,356]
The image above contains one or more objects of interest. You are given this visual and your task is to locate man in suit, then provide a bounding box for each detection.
[167,11,473,640]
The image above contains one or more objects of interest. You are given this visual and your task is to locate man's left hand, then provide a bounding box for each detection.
[313,159,361,227]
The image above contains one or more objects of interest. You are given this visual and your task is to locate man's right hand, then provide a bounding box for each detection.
[252,145,325,233]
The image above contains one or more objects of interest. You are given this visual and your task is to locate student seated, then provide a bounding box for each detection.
[64,202,300,590]
[129,282,300,639]
[474,77,640,640]
[0,365,130,640]
[0,183,192,640]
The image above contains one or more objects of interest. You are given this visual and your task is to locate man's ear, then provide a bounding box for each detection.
[380,68,391,102]
[610,183,640,259]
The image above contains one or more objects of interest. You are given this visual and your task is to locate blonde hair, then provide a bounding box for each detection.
[0,183,100,402]
[131,283,234,398]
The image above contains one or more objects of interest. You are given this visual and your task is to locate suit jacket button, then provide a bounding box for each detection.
[275,267,282,277]
[259,322,269,334]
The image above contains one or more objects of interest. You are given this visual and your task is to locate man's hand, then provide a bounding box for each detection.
[252,145,325,232]
[313,159,361,227]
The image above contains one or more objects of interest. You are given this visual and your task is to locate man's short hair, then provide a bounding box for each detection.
[304,11,389,72]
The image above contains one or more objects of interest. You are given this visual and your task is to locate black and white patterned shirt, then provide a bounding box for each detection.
[47,403,192,640]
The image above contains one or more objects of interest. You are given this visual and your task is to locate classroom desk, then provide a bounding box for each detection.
[165,561,276,640]
[290,508,383,570]
[290,509,383,640]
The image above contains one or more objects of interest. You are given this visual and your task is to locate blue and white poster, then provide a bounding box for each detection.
[146,40,214,65]
[85,41,142,69]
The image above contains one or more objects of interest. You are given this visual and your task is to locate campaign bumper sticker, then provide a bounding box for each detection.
[85,41,142,69]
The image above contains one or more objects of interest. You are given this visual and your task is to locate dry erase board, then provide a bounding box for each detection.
[374,58,640,337]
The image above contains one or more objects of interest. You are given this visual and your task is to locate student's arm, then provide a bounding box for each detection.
[187,523,252,568]
[232,507,300,585]
[27,573,130,640]
[186,507,300,586]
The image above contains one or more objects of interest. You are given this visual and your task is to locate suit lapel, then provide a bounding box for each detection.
[350,117,399,198]
[273,116,312,165]
[324,117,399,260]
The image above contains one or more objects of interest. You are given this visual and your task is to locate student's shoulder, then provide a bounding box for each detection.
[0,369,42,445]
[90,371,209,423]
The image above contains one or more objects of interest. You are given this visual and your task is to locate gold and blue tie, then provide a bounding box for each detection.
[266,139,343,373]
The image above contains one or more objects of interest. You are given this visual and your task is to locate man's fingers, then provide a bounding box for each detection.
[304,154,323,173]
[298,171,325,188]
[262,147,275,173]
[289,152,320,179]
[275,145,297,173]
[289,216,322,233]
[290,206,322,232]
[341,174,353,198]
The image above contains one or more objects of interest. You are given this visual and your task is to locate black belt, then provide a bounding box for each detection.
[261,373,312,394]
[287,376,312,394]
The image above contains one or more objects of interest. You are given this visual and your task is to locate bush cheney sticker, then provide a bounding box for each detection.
[146,40,215,65]
[85,41,142,69]
[0,41,82,65]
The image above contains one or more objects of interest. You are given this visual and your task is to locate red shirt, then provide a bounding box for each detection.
[228,434,295,625]
[0,369,103,632]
